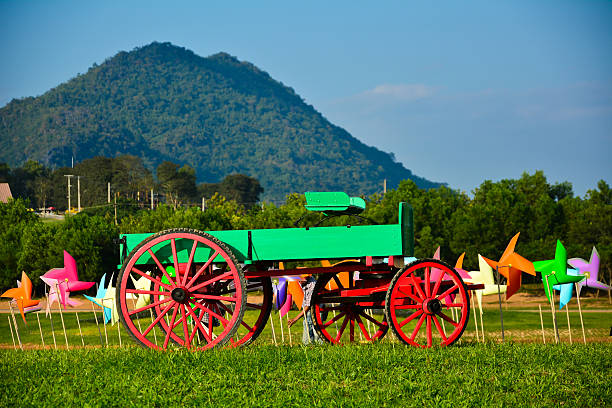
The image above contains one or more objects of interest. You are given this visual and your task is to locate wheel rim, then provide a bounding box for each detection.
[117,230,246,350]
[228,277,273,347]
[385,259,469,348]
[312,271,389,344]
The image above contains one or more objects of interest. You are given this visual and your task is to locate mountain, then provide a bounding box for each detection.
[0,42,442,200]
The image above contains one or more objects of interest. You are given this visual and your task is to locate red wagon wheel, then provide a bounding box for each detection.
[385,259,470,348]
[116,228,246,350]
[312,270,389,344]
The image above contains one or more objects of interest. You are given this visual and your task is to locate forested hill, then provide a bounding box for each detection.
[0,41,441,200]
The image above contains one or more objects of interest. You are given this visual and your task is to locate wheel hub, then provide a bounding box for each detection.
[171,287,188,303]
[423,298,442,315]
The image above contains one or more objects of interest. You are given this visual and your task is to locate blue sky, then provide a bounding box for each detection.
[1,0,610,196]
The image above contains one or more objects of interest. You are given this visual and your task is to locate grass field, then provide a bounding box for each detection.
[1,296,610,407]
[1,343,610,407]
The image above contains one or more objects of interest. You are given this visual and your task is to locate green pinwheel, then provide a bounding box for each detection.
[533,240,585,303]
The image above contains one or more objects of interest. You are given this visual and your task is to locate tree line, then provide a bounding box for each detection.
[1,155,263,211]
[1,171,610,294]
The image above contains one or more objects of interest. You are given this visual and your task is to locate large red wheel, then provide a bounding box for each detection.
[385,259,470,348]
[116,228,246,350]
[312,270,389,344]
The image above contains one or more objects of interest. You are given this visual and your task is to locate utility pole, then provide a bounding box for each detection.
[383,179,387,194]
[150,189,154,210]
[107,182,111,204]
[202,197,206,211]
[64,175,74,213]
[77,176,81,212]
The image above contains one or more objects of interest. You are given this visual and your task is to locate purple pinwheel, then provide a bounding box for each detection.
[41,250,95,310]
[568,247,610,296]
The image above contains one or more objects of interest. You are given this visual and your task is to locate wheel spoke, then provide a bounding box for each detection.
[437,284,459,302]
[358,310,386,328]
[141,301,174,336]
[189,271,233,292]
[170,238,180,284]
[425,266,431,297]
[184,302,212,343]
[355,314,372,341]
[426,316,433,347]
[432,315,448,343]
[191,301,230,326]
[180,304,190,350]
[393,304,421,310]
[185,251,219,289]
[128,297,171,316]
[408,275,426,300]
[396,287,423,305]
[246,302,263,310]
[147,249,176,287]
[335,315,350,342]
[410,313,426,341]
[349,316,355,342]
[163,305,180,349]
[431,273,444,297]
[191,294,238,302]
[399,310,423,328]
[181,240,199,286]
[131,267,173,291]
[437,310,459,327]
[126,289,170,296]
[323,310,346,328]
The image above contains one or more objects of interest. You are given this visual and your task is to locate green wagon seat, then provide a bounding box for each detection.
[304,191,365,215]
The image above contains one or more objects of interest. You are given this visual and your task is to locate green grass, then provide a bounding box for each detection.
[1,305,610,348]
[1,343,610,407]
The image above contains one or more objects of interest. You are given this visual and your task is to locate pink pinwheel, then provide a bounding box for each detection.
[41,251,95,311]
[568,247,611,296]
[429,248,472,303]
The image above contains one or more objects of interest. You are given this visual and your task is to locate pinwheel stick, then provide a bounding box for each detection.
[8,303,23,350]
[75,311,85,347]
[7,315,16,350]
[278,311,285,343]
[495,266,505,343]
[101,298,109,347]
[90,301,104,347]
[36,312,45,348]
[575,283,586,344]
[46,293,57,350]
[543,274,559,344]
[470,294,479,342]
[269,309,277,345]
[149,308,158,347]
[117,320,122,348]
[287,314,292,345]
[565,306,572,344]
[54,283,69,349]
[538,305,546,344]
[479,310,485,342]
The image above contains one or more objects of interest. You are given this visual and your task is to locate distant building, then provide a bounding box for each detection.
[0,183,12,203]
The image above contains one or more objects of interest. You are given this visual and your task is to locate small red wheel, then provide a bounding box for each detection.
[117,228,246,350]
[385,259,470,348]
[312,270,389,344]
[228,277,273,347]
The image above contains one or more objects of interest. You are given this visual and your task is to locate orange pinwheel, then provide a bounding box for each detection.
[481,233,535,299]
[1,272,40,324]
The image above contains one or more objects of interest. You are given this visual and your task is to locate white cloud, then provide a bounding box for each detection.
[363,83,435,101]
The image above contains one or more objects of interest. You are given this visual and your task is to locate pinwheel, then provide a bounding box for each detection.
[534,240,585,303]
[467,255,508,313]
[41,251,95,310]
[481,233,535,299]
[84,273,113,324]
[1,272,40,323]
[552,269,580,310]
[130,272,152,309]
[568,247,611,296]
